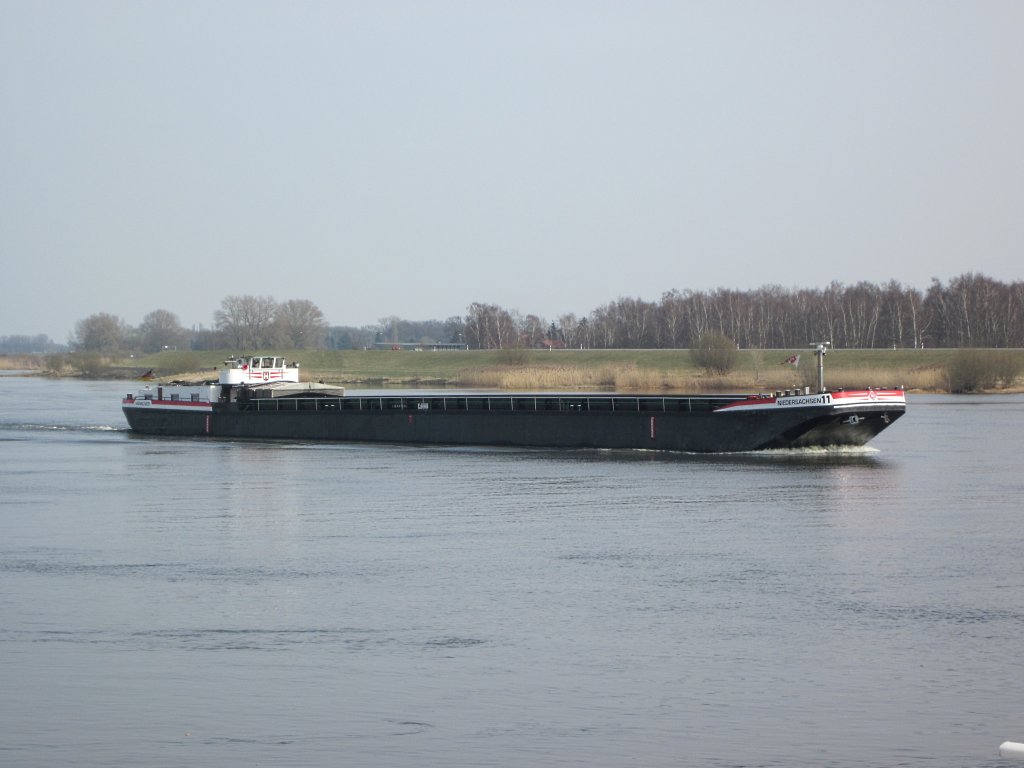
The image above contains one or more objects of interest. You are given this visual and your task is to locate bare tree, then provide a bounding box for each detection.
[921,278,948,348]
[138,309,187,353]
[658,290,690,348]
[215,295,278,349]
[71,313,130,353]
[557,313,583,349]
[519,313,547,348]
[464,303,518,349]
[1008,281,1024,348]
[588,303,618,348]
[616,297,657,347]
[275,299,328,349]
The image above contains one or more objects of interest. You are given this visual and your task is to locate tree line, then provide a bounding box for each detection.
[58,297,330,355]
[8,272,1021,356]
[463,273,1024,350]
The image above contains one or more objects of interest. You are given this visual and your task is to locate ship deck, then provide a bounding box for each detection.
[236,393,759,414]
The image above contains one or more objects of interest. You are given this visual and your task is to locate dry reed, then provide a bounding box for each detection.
[457,361,945,393]
[612,365,667,390]
[812,365,941,392]
[458,364,672,390]
[0,354,45,370]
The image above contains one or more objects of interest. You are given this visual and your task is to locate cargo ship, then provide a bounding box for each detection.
[121,347,906,453]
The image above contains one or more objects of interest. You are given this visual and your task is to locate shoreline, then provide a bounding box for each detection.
[5,367,1022,396]
[3,349,1022,395]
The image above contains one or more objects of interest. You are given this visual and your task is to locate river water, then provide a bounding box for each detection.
[1,375,1022,767]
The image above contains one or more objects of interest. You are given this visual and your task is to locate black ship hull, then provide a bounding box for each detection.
[122,391,905,453]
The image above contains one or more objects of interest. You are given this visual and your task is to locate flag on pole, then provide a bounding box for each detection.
[781,354,800,367]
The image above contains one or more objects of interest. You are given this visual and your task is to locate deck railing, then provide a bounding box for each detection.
[242,394,747,414]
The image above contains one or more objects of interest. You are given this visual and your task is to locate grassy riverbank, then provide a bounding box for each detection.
[10,347,1022,393]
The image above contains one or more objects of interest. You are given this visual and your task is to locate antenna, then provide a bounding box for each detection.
[809,341,831,393]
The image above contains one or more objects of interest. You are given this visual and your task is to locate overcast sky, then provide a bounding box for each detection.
[2,1,1022,341]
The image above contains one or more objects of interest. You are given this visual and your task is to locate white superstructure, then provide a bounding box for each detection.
[123,355,305,413]
[219,356,300,385]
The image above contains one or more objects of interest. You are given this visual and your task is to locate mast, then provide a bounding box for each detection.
[810,341,831,393]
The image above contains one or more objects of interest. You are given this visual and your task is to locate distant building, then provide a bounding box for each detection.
[372,342,469,351]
